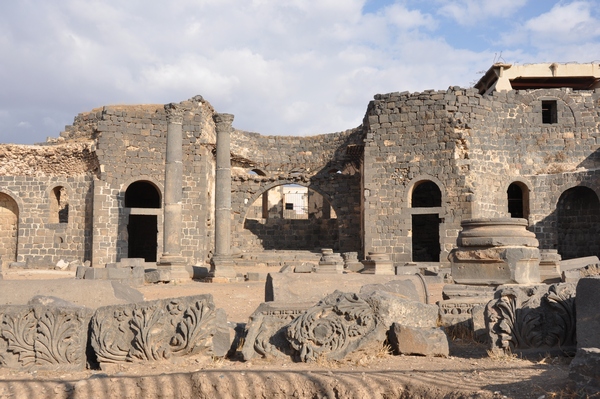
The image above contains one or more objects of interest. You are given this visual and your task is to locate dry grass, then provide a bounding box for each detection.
[486,348,519,362]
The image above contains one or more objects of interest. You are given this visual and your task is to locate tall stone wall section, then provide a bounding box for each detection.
[0,175,93,266]
[78,97,217,267]
[363,89,472,264]
[0,143,98,267]
[229,129,363,254]
[461,88,600,255]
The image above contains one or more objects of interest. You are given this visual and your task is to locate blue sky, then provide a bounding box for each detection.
[1,0,599,144]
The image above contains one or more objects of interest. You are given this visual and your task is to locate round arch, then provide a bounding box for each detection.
[405,175,446,207]
[0,189,21,264]
[504,179,532,219]
[556,185,600,260]
[240,180,339,222]
[122,178,163,209]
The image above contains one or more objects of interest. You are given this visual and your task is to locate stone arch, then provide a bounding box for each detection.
[241,180,339,221]
[406,175,446,207]
[556,185,600,260]
[239,180,340,251]
[0,191,20,264]
[524,91,579,127]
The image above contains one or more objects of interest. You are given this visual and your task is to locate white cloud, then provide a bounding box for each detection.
[0,0,598,144]
[525,1,600,43]
[437,0,528,26]
[17,121,31,128]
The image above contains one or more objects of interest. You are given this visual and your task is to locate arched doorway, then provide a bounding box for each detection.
[243,184,338,250]
[0,193,18,264]
[125,181,160,262]
[508,182,529,219]
[411,181,441,262]
[557,186,600,260]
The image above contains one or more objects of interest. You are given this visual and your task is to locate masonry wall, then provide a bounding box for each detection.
[362,89,473,264]
[72,97,217,267]
[229,129,363,255]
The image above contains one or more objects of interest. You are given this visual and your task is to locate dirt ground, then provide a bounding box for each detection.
[0,268,578,399]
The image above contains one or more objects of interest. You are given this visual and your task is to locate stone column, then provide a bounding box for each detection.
[211,113,236,279]
[157,103,189,281]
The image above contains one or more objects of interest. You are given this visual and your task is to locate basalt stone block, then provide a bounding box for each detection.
[486,283,576,355]
[0,304,93,371]
[449,218,540,285]
[569,348,600,395]
[575,276,600,349]
[90,295,229,367]
[241,301,312,361]
[389,324,449,357]
[367,290,439,328]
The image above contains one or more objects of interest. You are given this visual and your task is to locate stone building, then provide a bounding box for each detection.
[0,63,599,270]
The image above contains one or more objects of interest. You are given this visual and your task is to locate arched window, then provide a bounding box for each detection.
[50,186,68,223]
[0,193,19,263]
[125,181,161,208]
[507,182,529,219]
[411,181,442,208]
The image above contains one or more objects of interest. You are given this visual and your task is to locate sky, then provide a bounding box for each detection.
[1,0,599,144]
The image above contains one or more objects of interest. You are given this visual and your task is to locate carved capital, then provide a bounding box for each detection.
[213,113,234,128]
[164,103,184,124]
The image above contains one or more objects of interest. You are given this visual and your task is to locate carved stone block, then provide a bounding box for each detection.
[90,295,228,367]
[486,283,576,355]
[241,302,312,361]
[0,304,93,371]
[286,291,388,362]
[569,347,600,395]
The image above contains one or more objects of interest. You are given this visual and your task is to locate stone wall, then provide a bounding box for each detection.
[363,86,600,263]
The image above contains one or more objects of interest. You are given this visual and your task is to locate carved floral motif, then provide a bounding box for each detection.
[486,283,576,354]
[286,292,385,362]
[90,295,217,365]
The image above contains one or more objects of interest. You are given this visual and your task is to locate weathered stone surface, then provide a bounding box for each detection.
[486,283,576,355]
[241,302,312,361]
[361,251,394,275]
[0,280,143,309]
[562,263,600,283]
[575,276,600,349]
[90,295,228,367]
[560,256,600,271]
[539,249,561,283]
[449,218,540,285]
[359,279,421,302]
[438,297,492,328]
[286,291,387,361]
[367,291,439,329]
[0,303,93,371]
[315,248,343,274]
[294,263,313,273]
[389,324,449,357]
[569,347,600,395]
[266,273,442,304]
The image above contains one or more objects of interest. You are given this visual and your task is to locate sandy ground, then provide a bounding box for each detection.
[0,267,577,399]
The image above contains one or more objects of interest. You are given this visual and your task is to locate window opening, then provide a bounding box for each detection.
[508,183,524,218]
[411,181,441,208]
[542,100,557,124]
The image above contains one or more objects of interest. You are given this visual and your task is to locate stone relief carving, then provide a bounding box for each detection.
[91,295,221,366]
[486,283,576,354]
[286,291,386,362]
[0,305,93,371]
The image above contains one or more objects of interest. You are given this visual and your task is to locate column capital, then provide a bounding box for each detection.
[165,103,184,124]
[213,113,234,127]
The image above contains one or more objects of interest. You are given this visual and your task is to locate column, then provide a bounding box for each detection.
[157,103,189,280]
[211,113,236,279]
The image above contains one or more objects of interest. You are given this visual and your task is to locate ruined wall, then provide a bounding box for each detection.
[229,129,363,254]
[67,97,217,267]
[362,89,473,264]
[0,143,98,266]
[462,88,600,255]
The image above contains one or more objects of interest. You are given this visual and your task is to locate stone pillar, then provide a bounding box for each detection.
[211,113,236,279]
[157,103,189,281]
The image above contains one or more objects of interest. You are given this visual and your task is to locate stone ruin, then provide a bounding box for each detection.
[0,62,599,393]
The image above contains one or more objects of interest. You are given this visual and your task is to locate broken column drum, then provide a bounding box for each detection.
[449,218,540,285]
